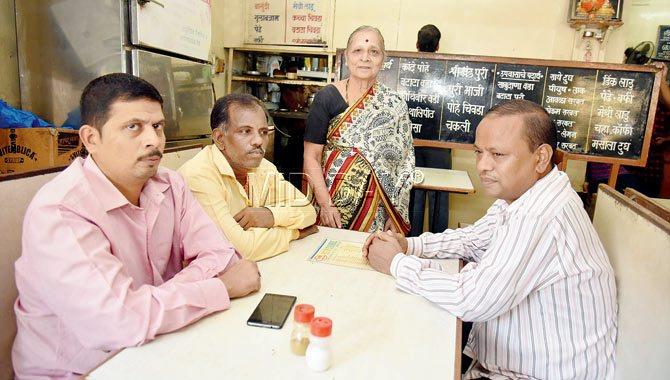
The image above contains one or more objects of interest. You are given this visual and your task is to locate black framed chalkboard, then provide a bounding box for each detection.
[336,50,663,167]
[656,25,670,61]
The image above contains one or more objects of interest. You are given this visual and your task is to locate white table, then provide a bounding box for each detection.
[413,167,475,194]
[88,227,461,380]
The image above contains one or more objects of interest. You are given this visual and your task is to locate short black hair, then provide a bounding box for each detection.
[417,24,441,53]
[210,93,267,131]
[484,100,557,155]
[80,73,163,129]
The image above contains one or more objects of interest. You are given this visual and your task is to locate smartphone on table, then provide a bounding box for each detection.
[246,293,297,329]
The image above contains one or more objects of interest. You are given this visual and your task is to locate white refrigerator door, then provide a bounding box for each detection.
[130,0,212,62]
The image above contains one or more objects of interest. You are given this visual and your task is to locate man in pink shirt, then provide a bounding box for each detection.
[12,73,261,379]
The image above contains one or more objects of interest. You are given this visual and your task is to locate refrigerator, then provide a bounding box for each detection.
[16,0,214,145]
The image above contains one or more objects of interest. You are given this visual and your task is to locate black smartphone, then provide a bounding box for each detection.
[246,293,297,329]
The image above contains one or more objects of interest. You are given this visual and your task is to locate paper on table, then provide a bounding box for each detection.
[308,238,372,270]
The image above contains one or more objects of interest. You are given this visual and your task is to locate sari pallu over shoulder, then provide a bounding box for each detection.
[319,83,414,234]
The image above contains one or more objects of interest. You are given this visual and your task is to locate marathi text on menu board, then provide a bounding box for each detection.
[397,58,445,140]
[246,0,328,45]
[656,25,670,61]
[286,1,326,45]
[345,54,655,161]
[247,1,284,45]
[441,62,495,142]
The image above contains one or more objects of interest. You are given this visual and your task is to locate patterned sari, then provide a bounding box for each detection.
[319,83,415,233]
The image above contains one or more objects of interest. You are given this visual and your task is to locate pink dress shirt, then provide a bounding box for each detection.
[12,157,239,379]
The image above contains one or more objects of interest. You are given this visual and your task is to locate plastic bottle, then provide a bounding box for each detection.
[290,304,315,355]
[305,317,333,371]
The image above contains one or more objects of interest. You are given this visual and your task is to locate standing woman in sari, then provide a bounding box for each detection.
[303,25,415,233]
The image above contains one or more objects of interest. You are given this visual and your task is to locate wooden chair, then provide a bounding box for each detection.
[0,144,203,378]
[0,169,61,379]
[593,184,670,379]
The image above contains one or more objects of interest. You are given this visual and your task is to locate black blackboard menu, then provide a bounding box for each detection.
[397,58,445,140]
[440,61,495,143]
[335,50,661,164]
[588,70,653,158]
[656,25,670,61]
[492,63,546,105]
[545,68,596,154]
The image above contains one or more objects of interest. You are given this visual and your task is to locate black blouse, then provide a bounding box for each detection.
[304,85,348,144]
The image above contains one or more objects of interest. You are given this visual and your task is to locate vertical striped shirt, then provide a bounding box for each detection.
[390,167,617,379]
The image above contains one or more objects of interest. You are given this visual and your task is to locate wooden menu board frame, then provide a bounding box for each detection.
[335,49,662,173]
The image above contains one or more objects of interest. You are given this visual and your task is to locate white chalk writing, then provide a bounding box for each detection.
[444,120,472,133]
[464,84,485,97]
[462,101,485,116]
[597,105,614,118]
[556,119,575,128]
[408,107,436,119]
[559,142,579,150]
[445,101,461,115]
[548,84,568,95]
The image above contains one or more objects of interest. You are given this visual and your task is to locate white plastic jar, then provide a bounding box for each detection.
[305,317,332,372]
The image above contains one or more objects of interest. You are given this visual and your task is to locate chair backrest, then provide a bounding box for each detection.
[593,185,670,380]
[159,145,204,171]
[0,144,203,378]
[0,170,60,379]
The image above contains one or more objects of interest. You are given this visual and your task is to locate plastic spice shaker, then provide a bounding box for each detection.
[305,317,333,371]
[290,304,315,355]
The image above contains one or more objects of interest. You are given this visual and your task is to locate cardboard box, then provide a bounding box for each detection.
[0,128,86,174]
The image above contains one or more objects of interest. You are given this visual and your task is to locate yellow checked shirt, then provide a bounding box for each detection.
[178,145,316,260]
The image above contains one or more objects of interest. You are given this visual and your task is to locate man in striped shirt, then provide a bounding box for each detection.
[364,100,617,379]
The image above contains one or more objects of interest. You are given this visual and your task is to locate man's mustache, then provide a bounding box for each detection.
[248,148,265,155]
[138,149,163,161]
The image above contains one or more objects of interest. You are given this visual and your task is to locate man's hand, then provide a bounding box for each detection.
[218,259,261,299]
[297,224,319,240]
[234,207,274,230]
[319,205,342,228]
[367,238,403,275]
[650,61,668,80]
[362,231,377,258]
[363,230,408,258]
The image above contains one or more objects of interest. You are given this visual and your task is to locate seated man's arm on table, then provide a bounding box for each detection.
[171,176,240,283]
[259,169,316,230]
[391,213,561,322]
[407,202,504,262]
[183,173,306,261]
[21,197,237,351]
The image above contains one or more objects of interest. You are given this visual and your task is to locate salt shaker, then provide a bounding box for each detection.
[290,304,314,355]
[305,317,332,371]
